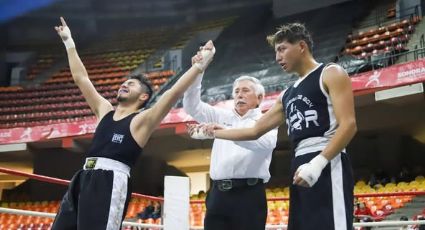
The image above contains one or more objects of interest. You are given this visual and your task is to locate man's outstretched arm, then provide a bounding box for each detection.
[55,17,113,120]
[134,41,216,141]
[213,97,285,140]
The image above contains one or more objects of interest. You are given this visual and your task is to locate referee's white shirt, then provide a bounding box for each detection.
[183,74,278,182]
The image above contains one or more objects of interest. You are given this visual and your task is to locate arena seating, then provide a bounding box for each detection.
[0,16,239,129]
[0,200,58,229]
[3,4,420,128]
[1,0,424,229]
[195,2,360,104]
[0,29,165,129]
[157,1,422,105]
[354,176,425,222]
[0,175,423,228]
[171,17,237,50]
[1,2,422,128]
[337,0,422,75]
[344,18,419,58]
[184,176,425,227]
[26,54,60,81]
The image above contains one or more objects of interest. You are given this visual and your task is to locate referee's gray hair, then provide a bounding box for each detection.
[232,75,265,98]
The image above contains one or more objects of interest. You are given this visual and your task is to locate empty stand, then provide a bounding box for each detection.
[0,175,423,228]
[0,16,241,129]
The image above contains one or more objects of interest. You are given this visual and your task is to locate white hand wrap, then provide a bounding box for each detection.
[63,38,75,50]
[60,26,75,50]
[297,154,329,187]
[194,47,215,72]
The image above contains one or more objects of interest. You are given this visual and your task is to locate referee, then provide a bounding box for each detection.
[185,50,278,230]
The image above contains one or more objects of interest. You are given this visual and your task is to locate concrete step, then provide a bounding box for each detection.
[364,196,425,230]
[407,19,425,49]
[395,18,425,64]
[384,196,425,221]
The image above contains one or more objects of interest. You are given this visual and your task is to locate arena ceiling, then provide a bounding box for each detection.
[2,0,271,23]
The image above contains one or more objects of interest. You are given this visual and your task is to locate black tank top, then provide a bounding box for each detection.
[282,63,337,148]
[87,111,143,167]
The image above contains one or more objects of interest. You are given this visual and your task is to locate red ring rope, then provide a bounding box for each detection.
[0,166,164,202]
[1,166,424,204]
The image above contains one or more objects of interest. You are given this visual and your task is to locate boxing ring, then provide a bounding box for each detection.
[0,167,424,229]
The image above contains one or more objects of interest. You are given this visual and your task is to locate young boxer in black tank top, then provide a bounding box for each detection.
[211,23,357,230]
[53,17,216,229]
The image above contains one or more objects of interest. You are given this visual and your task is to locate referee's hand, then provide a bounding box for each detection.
[186,123,220,139]
[187,123,212,139]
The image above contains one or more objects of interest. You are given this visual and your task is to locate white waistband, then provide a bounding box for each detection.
[295,136,345,157]
[83,157,130,177]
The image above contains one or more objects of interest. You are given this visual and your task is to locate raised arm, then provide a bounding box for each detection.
[183,53,229,123]
[140,41,215,134]
[55,17,113,120]
[214,96,285,140]
[233,127,278,153]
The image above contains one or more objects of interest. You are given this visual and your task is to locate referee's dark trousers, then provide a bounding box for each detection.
[204,178,267,230]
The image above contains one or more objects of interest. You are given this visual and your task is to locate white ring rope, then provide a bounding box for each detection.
[1,207,425,229]
[0,207,56,218]
[0,207,164,228]
[354,220,425,227]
